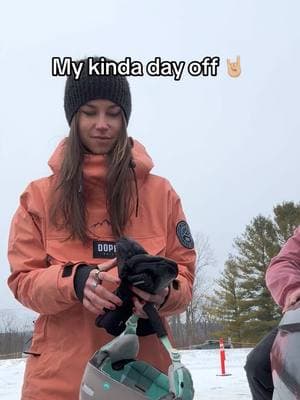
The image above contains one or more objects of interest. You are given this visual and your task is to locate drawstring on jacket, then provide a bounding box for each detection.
[130,159,139,218]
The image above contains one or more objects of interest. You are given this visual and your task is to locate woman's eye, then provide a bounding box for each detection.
[107,110,121,117]
[81,109,121,118]
[82,110,96,116]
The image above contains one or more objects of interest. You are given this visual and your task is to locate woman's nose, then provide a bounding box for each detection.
[95,114,109,130]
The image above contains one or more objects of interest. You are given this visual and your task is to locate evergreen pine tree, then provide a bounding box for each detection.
[235,215,281,341]
[197,202,300,345]
[273,201,300,244]
[207,257,243,342]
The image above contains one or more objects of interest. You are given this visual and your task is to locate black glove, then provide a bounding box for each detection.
[95,237,178,336]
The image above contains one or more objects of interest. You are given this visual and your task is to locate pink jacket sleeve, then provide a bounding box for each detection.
[158,186,196,317]
[266,227,300,309]
[7,183,80,315]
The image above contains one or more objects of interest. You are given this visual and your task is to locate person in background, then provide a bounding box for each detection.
[245,226,300,399]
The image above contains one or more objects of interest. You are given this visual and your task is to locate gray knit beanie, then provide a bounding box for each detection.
[64,57,132,126]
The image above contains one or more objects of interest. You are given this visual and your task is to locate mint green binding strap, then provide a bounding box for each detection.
[124,315,194,400]
[123,314,139,335]
[123,316,175,355]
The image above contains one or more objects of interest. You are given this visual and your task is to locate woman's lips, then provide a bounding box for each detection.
[90,137,112,140]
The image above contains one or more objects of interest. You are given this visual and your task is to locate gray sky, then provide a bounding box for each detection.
[1,0,300,312]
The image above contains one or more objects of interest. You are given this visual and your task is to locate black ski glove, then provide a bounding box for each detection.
[95,237,178,336]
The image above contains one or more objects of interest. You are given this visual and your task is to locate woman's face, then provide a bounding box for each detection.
[78,99,123,155]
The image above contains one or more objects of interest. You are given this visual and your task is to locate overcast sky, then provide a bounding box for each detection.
[1,0,300,312]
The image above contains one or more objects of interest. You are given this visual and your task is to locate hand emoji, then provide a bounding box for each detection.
[227,56,241,78]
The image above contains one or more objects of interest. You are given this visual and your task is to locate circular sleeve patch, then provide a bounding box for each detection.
[176,221,194,249]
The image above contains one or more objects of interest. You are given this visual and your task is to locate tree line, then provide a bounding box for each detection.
[169,201,300,347]
[0,313,33,359]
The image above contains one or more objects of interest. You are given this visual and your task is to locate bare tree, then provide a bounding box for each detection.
[0,311,33,359]
[170,232,217,347]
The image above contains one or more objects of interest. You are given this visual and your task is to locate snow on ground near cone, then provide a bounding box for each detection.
[181,348,252,399]
[0,348,252,399]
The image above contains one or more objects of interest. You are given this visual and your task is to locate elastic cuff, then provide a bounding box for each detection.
[73,265,95,302]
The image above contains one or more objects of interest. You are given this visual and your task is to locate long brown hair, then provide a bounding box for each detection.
[50,111,136,244]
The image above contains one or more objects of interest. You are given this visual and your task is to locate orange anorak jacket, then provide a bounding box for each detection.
[7,138,196,400]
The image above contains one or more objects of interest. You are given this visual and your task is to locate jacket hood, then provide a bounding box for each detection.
[48,137,154,183]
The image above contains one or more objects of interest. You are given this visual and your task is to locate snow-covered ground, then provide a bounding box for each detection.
[0,348,252,399]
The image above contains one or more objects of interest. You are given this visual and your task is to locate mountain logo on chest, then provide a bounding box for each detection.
[90,219,111,228]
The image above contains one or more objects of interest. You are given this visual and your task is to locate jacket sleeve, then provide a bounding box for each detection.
[7,183,80,315]
[266,227,300,309]
[158,185,196,317]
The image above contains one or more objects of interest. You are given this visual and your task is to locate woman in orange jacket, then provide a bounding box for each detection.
[7,56,196,400]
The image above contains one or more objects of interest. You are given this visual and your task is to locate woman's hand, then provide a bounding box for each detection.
[130,285,170,319]
[82,259,123,315]
[283,287,300,313]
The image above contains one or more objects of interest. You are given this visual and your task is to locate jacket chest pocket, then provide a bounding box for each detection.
[46,235,166,264]
[46,236,93,264]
